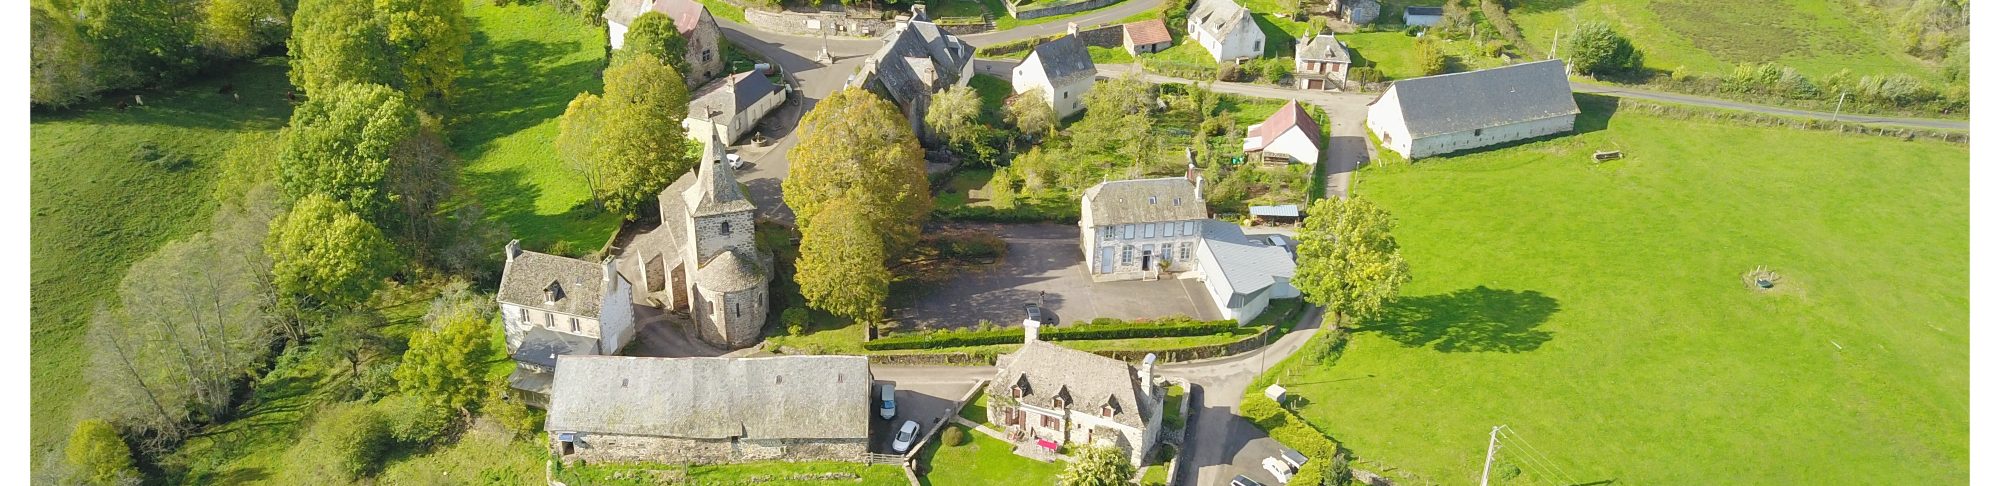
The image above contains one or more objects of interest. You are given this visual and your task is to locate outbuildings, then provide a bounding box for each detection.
[1186,0,1265,62]
[854,5,977,143]
[1192,221,1299,324]
[604,0,724,87]
[1366,59,1579,159]
[546,355,874,465]
[1333,0,1380,24]
[1403,6,1443,27]
[1012,33,1097,119]
[1122,18,1173,55]
[684,71,790,145]
[1243,100,1323,166]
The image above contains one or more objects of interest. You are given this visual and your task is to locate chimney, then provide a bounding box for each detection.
[1195,175,1205,199]
[602,257,618,284]
[1139,353,1157,400]
[1023,318,1041,343]
[505,239,522,264]
[909,4,927,22]
[1067,22,1079,37]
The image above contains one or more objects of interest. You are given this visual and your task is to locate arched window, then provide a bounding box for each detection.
[719,221,732,235]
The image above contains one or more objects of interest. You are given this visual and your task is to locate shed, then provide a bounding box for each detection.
[1404,6,1443,27]
[1248,205,1301,225]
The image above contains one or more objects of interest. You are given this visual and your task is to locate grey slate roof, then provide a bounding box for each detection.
[1189,0,1255,40]
[498,251,615,318]
[1081,177,1207,227]
[1200,220,1296,299]
[1026,36,1096,86]
[864,19,974,110]
[1404,6,1443,16]
[546,355,873,440]
[993,341,1154,429]
[509,367,554,395]
[513,327,602,369]
[604,0,707,33]
[1377,59,1579,138]
[696,250,765,293]
[1296,34,1350,64]
[689,71,780,122]
[683,127,756,217]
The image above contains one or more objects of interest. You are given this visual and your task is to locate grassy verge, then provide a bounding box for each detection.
[28,55,295,460]
[561,461,906,485]
[917,423,1065,486]
[1288,95,1968,484]
[696,0,747,24]
[1162,384,1187,430]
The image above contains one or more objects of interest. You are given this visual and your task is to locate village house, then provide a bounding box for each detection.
[1012,30,1097,119]
[1080,170,1301,324]
[986,331,1163,467]
[1122,18,1172,56]
[603,0,724,87]
[546,355,873,465]
[1186,0,1265,62]
[1190,220,1299,323]
[854,5,976,143]
[1333,0,1380,25]
[619,126,772,348]
[1403,6,1443,27]
[684,71,790,145]
[1366,59,1580,159]
[497,242,636,406]
[1294,34,1352,90]
[1243,100,1323,166]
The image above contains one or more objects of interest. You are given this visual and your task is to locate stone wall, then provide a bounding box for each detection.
[743,8,899,38]
[1088,324,1282,363]
[553,433,867,465]
[1074,24,1123,47]
[1010,0,1124,20]
[866,352,995,366]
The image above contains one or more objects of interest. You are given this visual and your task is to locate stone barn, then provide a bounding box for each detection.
[546,355,874,465]
[1366,59,1579,160]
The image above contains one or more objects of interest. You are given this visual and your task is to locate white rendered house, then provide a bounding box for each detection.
[1186,0,1265,62]
[1366,59,1579,159]
[1012,32,1097,119]
[684,71,790,145]
[1243,100,1323,166]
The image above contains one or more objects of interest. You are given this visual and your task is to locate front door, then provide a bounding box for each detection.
[1141,248,1154,271]
[1099,247,1115,273]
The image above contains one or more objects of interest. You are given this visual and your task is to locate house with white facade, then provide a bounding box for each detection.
[604,0,724,87]
[1192,221,1299,324]
[685,71,789,145]
[854,5,976,143]
[1294,34,1352,90]
[547,355,873,465]
[1243,100,1323,166]
[986,334,1163,467]
[1079,172,1300,324]
[1012,32,1097,120]
[1366,59,1579,159]
[1187,0,1265,62]
[498,241,636,405]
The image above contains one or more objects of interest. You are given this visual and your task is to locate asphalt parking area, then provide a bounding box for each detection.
[894,223,1224,330]
[869,379,981,454]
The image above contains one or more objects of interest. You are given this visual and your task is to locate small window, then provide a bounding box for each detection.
[1143,223,1155,238]
[1473,128,1484,137]
[544,313,553,328]
[1148,196,1157,204]
[703,50,713,62]
[733,302,741,317]
[1183,221,1196,235]
[719,221,731,235]
[1121,245,1133,264]
[1102,405,1113,416]
[1102,228,1116,241]
[1012,386,1024,398]
[1062,91,1068,99]
[569,317,579,332]
[1121,225,1134,239]
[1180,242,1192,261]
[518,307,528,322]
[1163,223,1175,237]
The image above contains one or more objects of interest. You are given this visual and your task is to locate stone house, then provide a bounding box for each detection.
[1079,174,1209,282]
[987,333,1163,467]
[546,355,873,465]
[1403,6,1443,27]
[1366,59,1579,159]
[1333,0,1380,25]
[684,71,790,144]
[1012,31,1097,120]
[1243,100,1323,166]
[854,5,976,143]
[604,0,724,88]
[497,243,636,405]
[1122,18,1172,55]
[1187,0,1265,62]
[622,128,772,348]
[1294,34,1351,90]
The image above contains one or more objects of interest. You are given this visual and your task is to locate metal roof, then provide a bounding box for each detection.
[546,355,873,440]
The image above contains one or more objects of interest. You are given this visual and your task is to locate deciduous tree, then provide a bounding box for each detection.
[378,0,471,103]
[76,0,199,86]
[1564,21,1643,76]
[289,0,390,96]
[1293,196,1412,325]
[1005,89,1057,139]
[592,57,695,217]
[611,11,690,77]
[396,281,495,413]
[1060,445,1136,486]
[784,87,932,255]
[200,0,285,60]
[266,193,399,310]
[66,420,138,486]
[794,198,891,323]
[30,3,106,108]
[555,92,609,209]
[278,82,420,221]
[1414,36,1448,76]
[925,84,982,146]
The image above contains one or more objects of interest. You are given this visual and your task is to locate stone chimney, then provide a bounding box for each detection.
[1138,353,1157,400]
[602,257,618,284]
[909,4,927,22]
[1023,318,1041,343]
[1067,22,1079,37]
[505,239,522,265]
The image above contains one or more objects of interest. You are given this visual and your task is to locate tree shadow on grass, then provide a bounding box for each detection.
[450,31,605,161]
[1355,286,1559,352]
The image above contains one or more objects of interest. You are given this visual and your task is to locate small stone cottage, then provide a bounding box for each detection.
[546,355,874,465]
[986,332,1163,467]
[603,0,724,87]
[497,243,635,405]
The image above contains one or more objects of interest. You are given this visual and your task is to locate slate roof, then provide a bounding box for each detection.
[689,71,780,122]
[1189,0,1255,40]
[993,341,1154,429]
[696,250,765,293]
[1081,177,1207,227]
[1376,59,1579,138]
[1247,100,1322,152]
[1025,36,1096,85]
[546,355,873,440]
[1123,18,1171,46]
[682,126,756,217]
[1200,220,1296,298]
[513,327,602,369]
[864,19,974,110]
[499,251,615,318]
[509,367,554,395]
[1296,34,1350,63]
[604,0,706,33]
[1404,6,1443,16]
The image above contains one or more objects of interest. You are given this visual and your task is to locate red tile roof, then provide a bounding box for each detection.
[651,0,706,34]
[1123,18,1171,46]
[1250,100,1321,151]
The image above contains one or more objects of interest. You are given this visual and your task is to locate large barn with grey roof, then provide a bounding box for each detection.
[1366,59,1580,159]
[546,355,873,465]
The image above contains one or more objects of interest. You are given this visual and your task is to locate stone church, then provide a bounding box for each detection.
[621,126,772,348]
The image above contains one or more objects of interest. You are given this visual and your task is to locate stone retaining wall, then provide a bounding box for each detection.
[1088,325,1282,363]
[1074,24,1123,47]
[1010,0,1124,20]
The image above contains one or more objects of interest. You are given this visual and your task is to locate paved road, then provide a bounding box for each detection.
[959,0,1163,46]
[1570,81,1969,131]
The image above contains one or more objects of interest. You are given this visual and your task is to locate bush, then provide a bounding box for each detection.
[941,426,966,446]
[378,395,456,448]
[933,202,1079,224]
[485,384,547,441]
[782,307,811,336]
[1348,67,1383,84]
[284,401,393,482]
[66,420,137,486]
[1564,21,1643,76]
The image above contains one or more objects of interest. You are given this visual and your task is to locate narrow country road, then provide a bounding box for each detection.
[1570,81,1969,131]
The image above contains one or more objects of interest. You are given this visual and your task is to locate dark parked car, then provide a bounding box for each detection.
[1025,302,1043,323]
[1230,474,1264,486]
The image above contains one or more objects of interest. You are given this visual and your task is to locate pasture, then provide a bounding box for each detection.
[1279,96,1968,484]
[1507,0,1937,79]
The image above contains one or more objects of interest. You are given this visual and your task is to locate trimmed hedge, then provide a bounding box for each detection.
[1241,329,1352,486]
[863,317,1238,351]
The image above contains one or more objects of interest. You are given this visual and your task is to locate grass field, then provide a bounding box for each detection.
[451,0,619,251]
[1279,96,1968,484]
[1508,0,1936,80]
[917,423,1065,486]
[28,56,296,461]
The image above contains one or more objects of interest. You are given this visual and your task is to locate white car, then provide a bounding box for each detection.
[727,153,744,169]
[891,420,920,453]
[1261,457,1295,484]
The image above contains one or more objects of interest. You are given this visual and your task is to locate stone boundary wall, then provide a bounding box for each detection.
[1159,377,1193,485]
[1089,324,1283,363]
[1010,0,1124,20]
[741,7,994,37]
[867,352,995,366]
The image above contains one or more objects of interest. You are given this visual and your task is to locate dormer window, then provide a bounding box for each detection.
[1011,386,1024,398]
[1052,396,1067,408]
[1148,196,1157,204]
[1102,405,1113,416]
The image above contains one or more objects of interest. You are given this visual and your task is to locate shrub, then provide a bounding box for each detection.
[1218,62,1246,82]
[782,307,811,336]
[862,317,1239,350]
[1482,40,1506,57]
[378,394,455,448]
[485,383,546,440]
[1564,21,1643,76]
[1347,67,1383,84]
[284,401,393,482]
[941,426,966,446]
[1259,58,1292,83]
[66,420,137,486]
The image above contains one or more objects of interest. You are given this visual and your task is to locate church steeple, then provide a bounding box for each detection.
[685,118,754,217]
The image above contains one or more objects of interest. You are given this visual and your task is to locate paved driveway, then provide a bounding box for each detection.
[869,368,989,454]
[894,223,1223,330]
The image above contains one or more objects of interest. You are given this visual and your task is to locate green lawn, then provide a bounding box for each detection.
[696,0,747,24]
[918,424,1065,486]
[985,0,1130,30]
[1508,0,1938,80]
[1162,384,1186,430]
[1281,96,1968,484]
[959,390,993,426]
[452,0,619,251]
[28,56,296,461]
[563,461,906,485]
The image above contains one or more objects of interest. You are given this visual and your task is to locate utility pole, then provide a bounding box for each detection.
[1479,425,1502,486]
[1549,31,1559,61]
[1832,91,1849,124]
[816,14,834,64]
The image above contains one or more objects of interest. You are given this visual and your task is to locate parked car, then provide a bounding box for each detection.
[878,383,897,420]
[891,420,920,453]
[1262,456,1295,484]
[727,153,744,169]
[1230,474,1264,486]
[1025,302,1043,323]
[1277,447,1309,471]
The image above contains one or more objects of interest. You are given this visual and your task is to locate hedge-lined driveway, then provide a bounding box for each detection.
[891,223,1223,331]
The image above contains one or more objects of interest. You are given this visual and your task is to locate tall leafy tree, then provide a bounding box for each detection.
[1293,196,1413,326]
[65,420,138,486]
[1564,21,1643,76]
[200,0,286,59]
[396,282,495,414]
[924,84,981,146]
[1059,445,1136,486]
[611,11,690,78]
[783,87,932,255]
[278,82,453,241]
[555,92,610,209]
[1413,36,1447,76]
[266,193,399,310]
[1005,89,1056,139]
[378,0,471,103]
[75,0,199,85]
[592,57,695,216]
[30,3,106,108]
[794,199,891,323]
[289,0,389,96]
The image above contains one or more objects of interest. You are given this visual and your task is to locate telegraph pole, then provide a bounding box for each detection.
[1479,425,1502,486]
[1832,91,1849,124]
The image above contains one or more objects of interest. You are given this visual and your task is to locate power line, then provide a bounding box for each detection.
[1498,426,1584,486]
